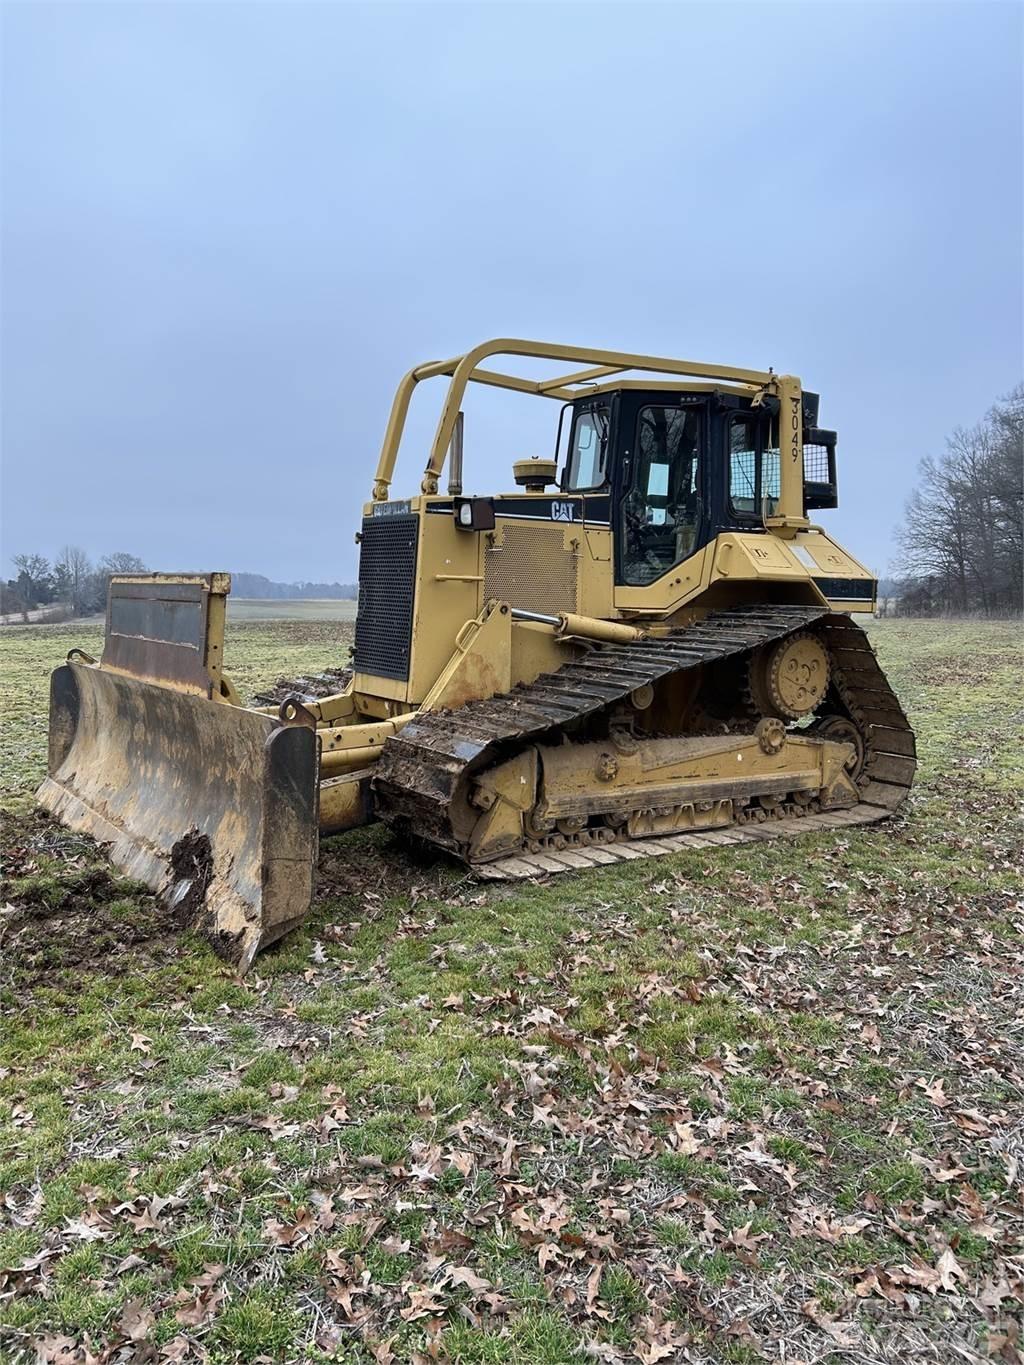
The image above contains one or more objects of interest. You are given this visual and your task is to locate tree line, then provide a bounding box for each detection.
[891,386,1022,616]
[1,555,359,622]
[1,549,147,621]
[231,572,357,600]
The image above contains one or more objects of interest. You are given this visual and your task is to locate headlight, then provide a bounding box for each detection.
[453,497,496,531]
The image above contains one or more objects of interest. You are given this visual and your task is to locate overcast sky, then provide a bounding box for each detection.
[2,1,1021,583]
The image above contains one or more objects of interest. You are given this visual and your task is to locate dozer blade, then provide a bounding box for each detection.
[37,661,319,972]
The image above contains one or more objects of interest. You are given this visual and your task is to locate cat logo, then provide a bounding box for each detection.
[551,500,575,522]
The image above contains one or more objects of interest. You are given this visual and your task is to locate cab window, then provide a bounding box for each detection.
[729,415,780,518]
[566,408,610,490]
[620,406,701,585]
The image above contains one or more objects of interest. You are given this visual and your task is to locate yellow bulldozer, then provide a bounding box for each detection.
[38,340,915,970]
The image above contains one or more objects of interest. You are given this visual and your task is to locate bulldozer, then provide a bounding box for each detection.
[38,340,916,970]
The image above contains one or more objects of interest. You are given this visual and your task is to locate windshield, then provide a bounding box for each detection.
[565,408,610,490]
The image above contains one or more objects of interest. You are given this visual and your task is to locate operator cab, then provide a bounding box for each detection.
[559,388,837,587]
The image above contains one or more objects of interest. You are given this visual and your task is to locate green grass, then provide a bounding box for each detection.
[1,618,1021,1363]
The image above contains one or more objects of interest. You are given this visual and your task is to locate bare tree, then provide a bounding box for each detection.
[55,545,94,617]
[11,553,54,606]
[99,552,148,576]
[892,386,1023,616]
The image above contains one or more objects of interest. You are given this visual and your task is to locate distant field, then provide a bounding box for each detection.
[227,598,357,622]
[1,599,358,630]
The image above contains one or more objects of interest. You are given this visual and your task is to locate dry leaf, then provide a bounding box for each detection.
[120,1297,156,1342]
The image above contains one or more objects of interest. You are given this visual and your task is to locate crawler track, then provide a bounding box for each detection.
[372,606,916,878]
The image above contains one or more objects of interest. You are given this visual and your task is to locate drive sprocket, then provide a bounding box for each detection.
[749,630,830,720]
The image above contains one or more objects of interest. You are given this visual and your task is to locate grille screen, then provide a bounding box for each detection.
[803,441,838,510]
[804,444,831,482]
[353,514,418,680]
[484,523,579,615]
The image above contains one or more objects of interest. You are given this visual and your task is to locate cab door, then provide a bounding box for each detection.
[614,394,706,589]
[560,397,616,615]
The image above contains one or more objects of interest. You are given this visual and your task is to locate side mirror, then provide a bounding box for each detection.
[453,497,496,532]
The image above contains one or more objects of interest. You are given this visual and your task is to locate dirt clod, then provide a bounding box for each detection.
[0,809,184,987]
[168,827,214,925]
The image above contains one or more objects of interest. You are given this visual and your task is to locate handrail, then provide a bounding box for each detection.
[371,338,782,500]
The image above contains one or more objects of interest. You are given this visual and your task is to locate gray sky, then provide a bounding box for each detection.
[2,1,1021,583]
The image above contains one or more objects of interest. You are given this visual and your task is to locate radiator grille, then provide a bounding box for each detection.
[353,514,418,680]
[484,523,579,615]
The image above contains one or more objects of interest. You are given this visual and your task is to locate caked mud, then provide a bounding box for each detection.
[0,810,183,986]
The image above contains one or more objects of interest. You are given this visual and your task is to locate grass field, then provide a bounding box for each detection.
[1,619,1021,1365]
[227,600,358,623]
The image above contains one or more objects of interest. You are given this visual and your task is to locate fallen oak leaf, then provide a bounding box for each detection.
[448,1265,492,1294]
[32,1335,78,1365]
[432,1225,474,1254]
[726,1221,770,1252]
[975,1277,1013,1310]
[631,1342,675,1365]
[630,1315,691,1363]
[935,1247,967,1293]
[915,1076,949,1107]
[585,1341,624,1362]
[701,1208,725,1240]
[399,1282,447,1321]
[114,1252,150,1274]
[123,1194,181,1232]
[408,1144,443,1183]
[63,1218,109,1242]
[952,1107,993,1136]
[119,1297,156,1343]
[669,1121,700,1155]
[192,1261,226,1283]
[446,1149,475,1177]
[327,1280,370,1320]
[173,1288,224,1326]
[263,1208,316,1246]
